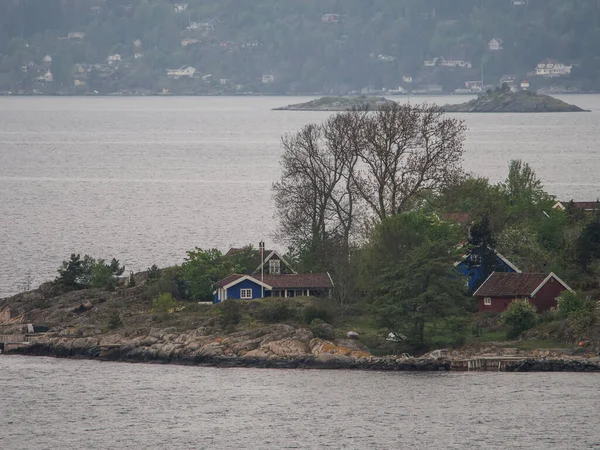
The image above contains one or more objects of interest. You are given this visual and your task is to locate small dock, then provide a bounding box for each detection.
[0,334,33,353]
[452,356,526,371]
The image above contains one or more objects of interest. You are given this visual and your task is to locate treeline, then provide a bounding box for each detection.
[272,104,600,349]
[1,0,600,92]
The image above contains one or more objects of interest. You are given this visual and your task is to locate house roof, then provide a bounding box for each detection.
[554,201,600,211]
[473,272,571,297]
[214,273,333,290]
[224,247,296,274]
[442,212,472,226]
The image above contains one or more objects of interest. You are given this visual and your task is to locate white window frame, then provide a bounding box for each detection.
[269,259,281,274]
[484,297,492,306]
[295,289,304,297]
[240,288,253,299]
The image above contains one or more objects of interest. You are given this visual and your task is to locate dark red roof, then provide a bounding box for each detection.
[442,213,472,225]
[214,273,333,289]
[562,201,600,211]
[474,272,549,297]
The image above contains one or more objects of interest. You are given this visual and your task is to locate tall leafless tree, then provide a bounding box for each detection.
[354,103,466,220]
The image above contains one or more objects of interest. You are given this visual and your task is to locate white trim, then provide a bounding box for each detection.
[327,272,335,287]
[473,272,497,297]
[240,288,253,299]
[223,275,272,291]
[494,251,522,273]
[254,250,297,274]
[530,272,574,297]
[484,297,492,305]
[453,249,520,273]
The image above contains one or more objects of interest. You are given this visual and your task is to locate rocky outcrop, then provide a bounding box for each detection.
[443,91,588,113]
[273,96,397,111]
[12,324,449,371]
[504,358,600,372]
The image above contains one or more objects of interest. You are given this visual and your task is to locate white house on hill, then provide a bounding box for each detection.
[535,60,572,77]
[167,66,196,79]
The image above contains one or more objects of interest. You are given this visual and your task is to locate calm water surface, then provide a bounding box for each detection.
[0,356,599,449]
[1,95,599,296]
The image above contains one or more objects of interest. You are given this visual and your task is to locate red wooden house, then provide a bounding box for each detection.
[474,272,573,313]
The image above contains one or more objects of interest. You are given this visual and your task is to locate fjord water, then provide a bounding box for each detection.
[1,95,600,297]
[1,356,599,449]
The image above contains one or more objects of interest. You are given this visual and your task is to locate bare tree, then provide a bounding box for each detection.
[273,112,364,268]
[354,103,466,219]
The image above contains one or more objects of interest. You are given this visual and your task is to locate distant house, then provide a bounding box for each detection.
[90,6,102,14]
[488,38,503,51]
[424,57,471,68]
[521,80,530,90]
[224,247,296,276]
[456,249,520,293]
[474,272,572,313]
[74,79,86,87]
[36,70,53,83]
[133,39,143,49]
[553,200,600,212]
[321,14,340,23]
[535,60,572,77]
[219,78,229,85]
[134,53,143,59]
[68,31,85,40]
[166,66,196,79]
[262,74,275,84]
[512,0,527,5]
[213,273,334,302]
[402,76,413,83]
[173,3,188,12]
[107,54,122,65]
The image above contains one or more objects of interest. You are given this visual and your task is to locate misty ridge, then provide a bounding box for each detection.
[0,0,599,95]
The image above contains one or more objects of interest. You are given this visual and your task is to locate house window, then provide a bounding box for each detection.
[269,259,281,274]
[240,289,253,299]
[295,290,304,297]
[484,297,492,306]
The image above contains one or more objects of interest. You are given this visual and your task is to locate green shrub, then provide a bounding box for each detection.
[107,311,123,330]
[301,304,333,325]
[310,321,335,340]
[145,266,188,301]
[255,300,295,323]
[557,291,586,318]
[147,264,161,282]
[501,300,538,338]
[567,301,597,341]
[152,292,177,313]
[218,300,242,326]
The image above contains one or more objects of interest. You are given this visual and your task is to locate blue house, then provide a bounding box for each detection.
[213,273,334,303]
[455,249,520,293]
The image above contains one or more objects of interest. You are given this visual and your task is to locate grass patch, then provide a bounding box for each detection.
[510,340,571,350]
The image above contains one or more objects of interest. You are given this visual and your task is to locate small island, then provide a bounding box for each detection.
[443,90,588,113]
[274,96,397,111]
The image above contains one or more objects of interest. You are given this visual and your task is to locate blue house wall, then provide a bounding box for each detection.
[456,253,517,292]
[214,278,271,303]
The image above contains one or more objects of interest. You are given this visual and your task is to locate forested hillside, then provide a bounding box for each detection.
[1,0,599,94]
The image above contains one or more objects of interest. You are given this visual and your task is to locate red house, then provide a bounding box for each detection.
[474,272,573,313]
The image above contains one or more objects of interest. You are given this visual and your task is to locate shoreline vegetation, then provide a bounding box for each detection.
[442,89,588,113]
[2,103,600,372]
[273,96,398,111]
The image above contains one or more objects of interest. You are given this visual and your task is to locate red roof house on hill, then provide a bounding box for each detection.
[474,272,572,313]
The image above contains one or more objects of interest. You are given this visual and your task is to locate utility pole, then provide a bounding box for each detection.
[259,240,265,298]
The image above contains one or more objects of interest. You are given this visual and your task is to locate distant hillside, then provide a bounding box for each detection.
[1,0,599,94]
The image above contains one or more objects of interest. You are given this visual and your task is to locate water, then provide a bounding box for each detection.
[1,95,600,296]
[0,356,598,449]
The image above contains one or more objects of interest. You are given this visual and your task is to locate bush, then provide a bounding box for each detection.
[218,300,242,327]
[501,300,538,338]
[255,300,295,323]
[55,254,125,291]
[145,266,188,301]
[107,311,123,330]
[310,320,335,340]
[147,264,161,282]
[301,304,334,325]
[152,292,177,313]
[557,291,585,318]
[567,300,597,341]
